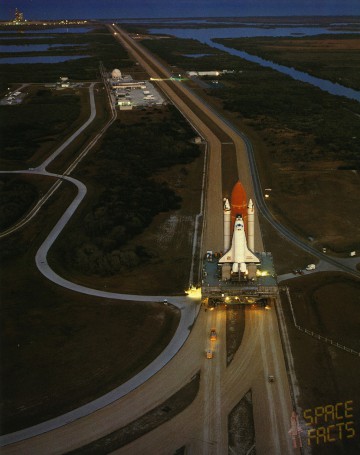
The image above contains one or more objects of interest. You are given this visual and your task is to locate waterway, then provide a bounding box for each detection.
[0,27,93,34]
[182,53,212,58]
[0,36,55,40]
[149,26,360,102]
[0,44,88,53]
[0,55,90,64]
[150,25,358,39]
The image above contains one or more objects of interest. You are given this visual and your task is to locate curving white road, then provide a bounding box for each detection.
[0,63,200,448]
[0,26,308,454]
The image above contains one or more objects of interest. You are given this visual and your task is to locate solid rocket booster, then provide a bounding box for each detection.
[247,199,255,251]
[223,198,231,251]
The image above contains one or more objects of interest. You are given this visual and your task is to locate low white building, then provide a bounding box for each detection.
[187,70,221,77]
[109,69,165,109]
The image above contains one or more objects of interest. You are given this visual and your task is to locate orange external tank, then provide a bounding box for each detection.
[231,181,248,234]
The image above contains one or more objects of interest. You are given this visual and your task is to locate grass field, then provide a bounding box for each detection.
[137,32,360,453]
[0,84,204,433]
[215,34,360,90]
[280,274,360,455]
[140,35,360,257]
[1,26,359,443]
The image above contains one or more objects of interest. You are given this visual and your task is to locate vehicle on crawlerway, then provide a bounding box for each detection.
[210,328,217,341]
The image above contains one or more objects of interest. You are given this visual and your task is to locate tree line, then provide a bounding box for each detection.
[0,177,37,230]
[56,106,201,276]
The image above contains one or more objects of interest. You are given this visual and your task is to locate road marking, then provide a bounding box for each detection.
[267,306,294,453]
[259,314,281,454]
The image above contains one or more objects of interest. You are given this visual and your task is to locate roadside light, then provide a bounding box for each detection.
[185,286,202,300]
[265,194,270,198]
[256,270,268,277]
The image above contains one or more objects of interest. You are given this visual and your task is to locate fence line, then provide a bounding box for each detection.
[281,287,360,357]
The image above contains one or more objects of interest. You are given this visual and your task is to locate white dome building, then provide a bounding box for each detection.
[111,69,122,80]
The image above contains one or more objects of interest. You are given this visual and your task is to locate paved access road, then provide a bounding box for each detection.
[0,80,199,448]
[113,306,295,455]
[109,25,297,455]
[1,26,298,454]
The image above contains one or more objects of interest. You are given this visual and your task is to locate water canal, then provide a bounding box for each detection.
[149,25,360,102]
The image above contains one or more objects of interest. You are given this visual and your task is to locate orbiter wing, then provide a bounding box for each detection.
[218,243,259,264]
[243,247,260,263]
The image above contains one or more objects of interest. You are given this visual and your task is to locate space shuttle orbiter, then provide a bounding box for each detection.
[219,181,259,275]
[219,214,259,273]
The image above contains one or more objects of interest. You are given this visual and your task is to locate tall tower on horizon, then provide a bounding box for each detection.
[13,8,24,23]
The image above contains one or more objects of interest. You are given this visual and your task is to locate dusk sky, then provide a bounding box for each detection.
[1,0,360,20]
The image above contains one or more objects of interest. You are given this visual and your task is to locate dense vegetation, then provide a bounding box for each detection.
[0,89,81,161]
[0,176,37,230]
[141,37,360,167]
[215,35,360,90]
[213,67,360,166]
[55,106,201,276]
[141,37,238,72]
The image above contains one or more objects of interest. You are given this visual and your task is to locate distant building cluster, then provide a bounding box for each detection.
[40,20,89,26]
[2,9,88,27]
[0,89,22,106]
[43,76,83,90]
[109,68,165,110]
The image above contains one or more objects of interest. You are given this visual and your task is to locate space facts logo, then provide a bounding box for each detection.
[303,400,356,446]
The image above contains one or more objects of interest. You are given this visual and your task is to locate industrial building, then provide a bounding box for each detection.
[109,68,165,110]
[0,89,25,105]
